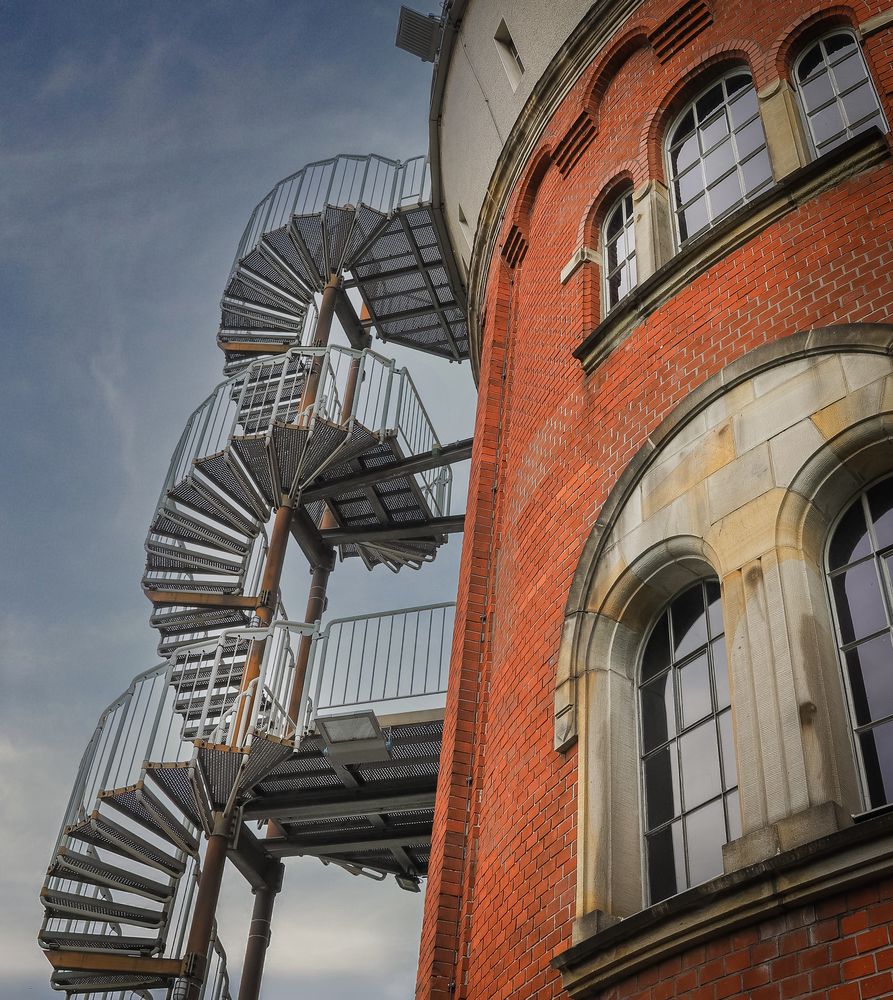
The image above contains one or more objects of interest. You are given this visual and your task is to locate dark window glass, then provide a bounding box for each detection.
[828,478,893,809]
[602,192,636,310]
[831,562,887,644]
[640,580,737,902]
[794,32,887,157]
[667,72,771,243]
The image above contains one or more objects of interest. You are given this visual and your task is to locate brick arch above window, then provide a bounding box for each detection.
[500,147,553,269]
[642,44,767,181]
[771,4,859,78]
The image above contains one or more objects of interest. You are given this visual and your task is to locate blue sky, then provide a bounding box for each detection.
[0,2,475,996]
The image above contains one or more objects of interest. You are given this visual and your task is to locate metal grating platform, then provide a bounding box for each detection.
[246,718,444,878]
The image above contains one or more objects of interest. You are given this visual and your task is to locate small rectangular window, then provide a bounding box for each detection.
[494,19,524,92]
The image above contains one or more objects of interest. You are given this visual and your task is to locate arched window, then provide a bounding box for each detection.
[639,580,739,903]
[793,31,887,158]
[602,190,636,310]
[666,71,772,243]
[827,477,893,810]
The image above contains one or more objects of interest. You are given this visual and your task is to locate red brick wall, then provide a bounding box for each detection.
[602,879,893,1000]
[417,1,893,998]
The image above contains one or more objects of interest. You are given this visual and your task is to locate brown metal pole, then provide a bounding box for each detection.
[229,500,295,745]
[182,818,230,1000]
[235,863,283,1000]
[231,272,352,1000]
[301,273,341,417]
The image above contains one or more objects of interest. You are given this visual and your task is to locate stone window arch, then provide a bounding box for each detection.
[558,325,893,944]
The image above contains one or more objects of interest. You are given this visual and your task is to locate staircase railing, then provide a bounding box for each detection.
[233,153,430,270]
[170,620,318,746]
[53,664,190,850]
[311,602,455,721]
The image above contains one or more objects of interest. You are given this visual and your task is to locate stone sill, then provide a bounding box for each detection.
[574,128,891,373]
[552,809,893,998]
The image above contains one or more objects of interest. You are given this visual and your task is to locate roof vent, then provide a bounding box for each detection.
[395,6,442,62]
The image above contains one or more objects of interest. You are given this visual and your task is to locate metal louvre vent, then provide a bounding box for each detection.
[395,7,442,62]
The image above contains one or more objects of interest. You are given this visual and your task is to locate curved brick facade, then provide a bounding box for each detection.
[418,2,893,999]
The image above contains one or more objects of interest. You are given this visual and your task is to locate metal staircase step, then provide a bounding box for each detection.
[99,784,198,855]
[51,968,174,993]
[194,452,271,522]
[170,654,250,693]
[230,264,310,313]
[196,743,249,809]
[222,294,304,331]
[151,507,250,555]
[167,477,259,537]
[230,435,278,506]
[40,928,160,955]
[144,762,203,829]
[41,887,166,928]
[262,224,322,293]
[66,813,185,878]
[151,605,251,640]
[48,847,173,903]
[174,690,240,721]
[252,235,317,298]
[145,540,244,576]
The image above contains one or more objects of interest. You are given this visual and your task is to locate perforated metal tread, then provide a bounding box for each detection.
[41,887,166,928]
[151,606,251,638]
[51,969,175,992]
[99,784,198,855]
[66,813,185,877]
[145,540,244,576]
[150,508,250,555]
[194,452,270,522]
[167,478,259,537]
[49,847,173,902]
[144,762,203,829]
[40,929,160,954]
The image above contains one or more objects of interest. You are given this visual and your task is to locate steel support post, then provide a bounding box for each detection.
[182,818,230,1000]
[232,270,348,1000]
[236,862,284,1000]
[230,500,295,743]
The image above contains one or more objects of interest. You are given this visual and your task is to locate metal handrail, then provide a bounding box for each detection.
[311,602,455,720]
[168,619,317,746]
[232,153,431,275]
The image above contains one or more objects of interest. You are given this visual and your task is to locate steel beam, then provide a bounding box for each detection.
[144,592,259,610]
[265,834,431,858]
[320,514,465,545]
[288,507,335,571]
[301,438,473,502]
[42,951,183,975]
[333,288,371,349]
[228,824,281,891]
[243,787,436,823]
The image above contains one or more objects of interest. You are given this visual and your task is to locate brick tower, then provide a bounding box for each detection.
[414,1,893,998]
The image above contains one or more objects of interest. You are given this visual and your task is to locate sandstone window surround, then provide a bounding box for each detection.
[639,580,739,904]
[555,326,893,941]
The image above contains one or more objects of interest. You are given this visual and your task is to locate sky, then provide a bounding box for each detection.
[0,2,477,996]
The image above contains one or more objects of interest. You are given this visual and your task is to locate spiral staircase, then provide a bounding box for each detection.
[39,154,470,999]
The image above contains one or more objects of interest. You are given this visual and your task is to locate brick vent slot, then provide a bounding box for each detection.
[649,0,713,62]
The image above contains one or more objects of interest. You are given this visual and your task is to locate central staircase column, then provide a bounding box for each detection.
[234,270,344,1000]
[182,815,231,1000]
